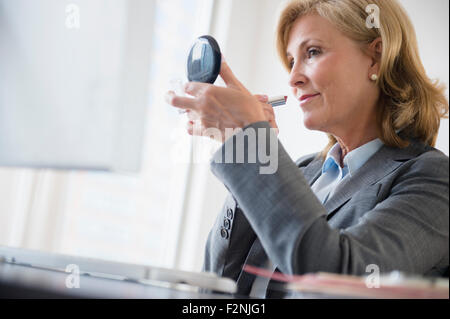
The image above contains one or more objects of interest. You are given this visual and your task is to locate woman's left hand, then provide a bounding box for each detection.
[165,58,267,142]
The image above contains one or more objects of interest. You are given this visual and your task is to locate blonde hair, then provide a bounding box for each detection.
[276,0,449,158]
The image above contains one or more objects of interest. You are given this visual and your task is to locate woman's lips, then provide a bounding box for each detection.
[300,93,320,105]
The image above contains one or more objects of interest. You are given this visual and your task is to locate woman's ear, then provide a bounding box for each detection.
[369,37,382,65]
[368,37,382,75]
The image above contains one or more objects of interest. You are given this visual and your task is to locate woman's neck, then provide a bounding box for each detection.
[334,130,379,167]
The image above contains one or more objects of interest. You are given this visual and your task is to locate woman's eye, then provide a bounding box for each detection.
[307,48,321,59]
[289,59,295,69]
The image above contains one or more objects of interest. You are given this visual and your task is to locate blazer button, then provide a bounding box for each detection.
[226,208,233,219]
[223,218,231,230]
[220,227,229,239]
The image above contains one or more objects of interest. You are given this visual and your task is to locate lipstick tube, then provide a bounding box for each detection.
[268,95,288,107]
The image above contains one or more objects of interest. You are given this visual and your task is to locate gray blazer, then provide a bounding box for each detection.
[203,121,449,297]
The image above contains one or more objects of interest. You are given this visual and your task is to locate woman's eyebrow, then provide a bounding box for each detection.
[286,38,323,57]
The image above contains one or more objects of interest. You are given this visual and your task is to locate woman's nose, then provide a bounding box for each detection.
[288,66,307,88]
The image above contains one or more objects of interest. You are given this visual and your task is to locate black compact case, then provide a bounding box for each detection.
[186,35,222,84]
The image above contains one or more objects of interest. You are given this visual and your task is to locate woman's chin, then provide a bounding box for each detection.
[302,115,320,131]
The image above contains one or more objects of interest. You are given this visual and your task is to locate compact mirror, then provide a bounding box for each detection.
[186,35,221,84]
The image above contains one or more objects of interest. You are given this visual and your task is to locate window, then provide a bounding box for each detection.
[57,0,214,267]
[0,0,214,270]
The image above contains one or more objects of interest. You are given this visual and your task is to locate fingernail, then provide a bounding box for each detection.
[184,82,190,93]
[257,95,268,102]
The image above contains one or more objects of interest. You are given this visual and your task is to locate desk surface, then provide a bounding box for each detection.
[0,262,359,299]
[0,262,236,299]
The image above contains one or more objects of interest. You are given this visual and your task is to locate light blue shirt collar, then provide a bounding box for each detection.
[323,138,384,177]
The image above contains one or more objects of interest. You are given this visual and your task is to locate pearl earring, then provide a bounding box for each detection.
[371,74,378,81]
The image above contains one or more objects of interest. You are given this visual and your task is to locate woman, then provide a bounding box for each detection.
[166,0,449,297]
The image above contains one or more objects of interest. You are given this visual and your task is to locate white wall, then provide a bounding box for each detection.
[399,0,449,155]
[218,0,449,161]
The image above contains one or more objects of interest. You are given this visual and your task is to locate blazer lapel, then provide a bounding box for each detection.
[323,141,423,217]
[299,157,323,186]
[236,237,270,295]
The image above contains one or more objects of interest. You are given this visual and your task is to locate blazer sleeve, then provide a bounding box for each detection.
[209,121,449,276]
[203,193,256,281]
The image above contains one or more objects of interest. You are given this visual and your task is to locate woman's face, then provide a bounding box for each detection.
[286,14,379,136]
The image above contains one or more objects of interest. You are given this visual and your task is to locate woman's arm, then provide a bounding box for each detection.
[210,121,449,276]
[203,194,256,281]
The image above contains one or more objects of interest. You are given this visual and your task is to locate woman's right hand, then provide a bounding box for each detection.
[254,94,279,135]
[185,94,279,137]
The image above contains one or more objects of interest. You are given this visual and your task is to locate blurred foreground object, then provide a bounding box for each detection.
[244,265,449,299]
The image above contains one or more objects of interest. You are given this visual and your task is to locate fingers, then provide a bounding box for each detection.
[219,56,238,86]
[219,56,251,94]
[186,119,225,142]
[261,102,279,134]
[183,82,239,102]
[256,94,277,131]
[183,81,213,98]
[263,108,276,125]
[261,101,275,117]
[165,91,196,109]
[254,94,269,103]
[182,56,244,96]
[187,120,202,136]
[186,109,200,121]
